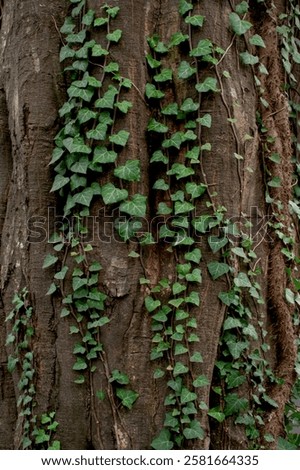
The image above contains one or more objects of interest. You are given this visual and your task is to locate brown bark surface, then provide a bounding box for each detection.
[0,0,297,450]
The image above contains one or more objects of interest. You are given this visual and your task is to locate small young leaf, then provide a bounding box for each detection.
[185,15,205,27]
[249,34,266,48]
[240,51,259,65]
[229,12,252,36]
[43,254,58,269]
[178,61,196,79]
[147,118,168,133]
[106,29,122,43]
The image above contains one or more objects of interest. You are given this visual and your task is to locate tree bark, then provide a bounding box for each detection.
[0,0,298,450]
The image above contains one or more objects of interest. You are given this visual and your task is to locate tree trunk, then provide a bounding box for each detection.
[0,0,299,450]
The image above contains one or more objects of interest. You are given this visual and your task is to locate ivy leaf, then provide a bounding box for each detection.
[54,266,69,280]
[193,375,209,387]
[101,183,128,205]
[161,102,179,115]
[154,68,173,82]
[63,136,92,154]
[151,429,173,450]
[66,29,86,44]
[190,352,203,362]
[208,261,230,280]
[180,98,199,113]
[94,17,108,27]
[106,29,122,43]
[174,201,195,215]
[73,188,94,207]
[184,248,202,264]
[153,179,169,191]
[95,85,118,108]
[178,61,196,79]
[91,44,109,57]
[114,159,141,182]
[146,54,161,69]
[73,357,88,371]
[50,175,70,192]
[67,85,94,102]
[145,83,165,99]
[115,100,133,114]
[180,387,197,404]
[168,32,189,47]
[150,150,168,164]
[190,39,213,57]
[208,236,228,253]
[109,369,129,385]
[234,272,252,288]
[183,420,204,440]
[120,194,147,217]
[186,268,202,283]
[147,118,168,133]
[60,17,75,34]
[186,182,206,199]
[249,34,266,48]
[93,146,117,164]
[227,340,248,359]
[105,6,120,18]
[195,77,219,93]
[224,393,249,416]
[186,291,200,307]
[223,317,242,330]
[82,9,95,26]
[174,344,188,357]
[145,296,161,313]
[173,362,189,376]
[60,45,76,62]
[70,157,89,174]
[240,51,259,65]
[86,123,107,141]
[78,108,98,124]
[207,409,226,423]
[197,113,212,128]
[179,0,193,16]
[229,12,252,36]
[43,254,58,269]
[72,277,87,291]
[185,15,205,27]
[167,163,195,179]
[109,130,130,147]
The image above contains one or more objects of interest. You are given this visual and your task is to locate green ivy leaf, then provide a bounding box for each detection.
[72,277,87,291]
[116,388,139,409]
[249,34,266,48]
[70,157,89,174]
[197,113,212,128]
[78,108,98,124]
[186,291,200,307]
[66,29,86,44]
[180,98,199,113]
[109,130,130,147]
[207,409,226,423]
[102,183,128,205]
[227,340,248,359]
[208,236,228,253]
[91,44,109,57]
[192,215,212,233]
[147,118,168,133]
[179,0,193,16]
[67,85,94,102]
[145,296,161,313]
[54,266,69,280]
[224,393,248,416]
[60,17,75,34]
[93,146,117,164]
[63,136,92,154]
[195,77,219,93]
[109,369,129,385]
[193,375,209,387]
[173,362,189,376]
[95,85,118,108]
[208,261,230,280]
[185,182,206,199]
[50,174,70,192]
[178,61,196,79]
[186,268,202,283]
[43,254,59,269]
[181,387,197,404]
[190,39,213,57]
[184,248,202,264]
[185,15,205,27]
[145,83,165,99]
[120,194,147,217]
[114,160,141,182]
[167,163,195,179]
[86,123,107,141]
[161,102,179,116]
[146,54,161,69]
[105,6,120,18]
[240,51,259,65]
[60,45,76,62]
[154,68,173,82]
[73,357,88,371]
[234,272,252,288]
[174,201,195,215]
[190,352,203,362]
[183,420,204,440]
[218,290,236,306]
[115,100,133,114]
[151,429,173,450]
[106,29,122,43]
[82,9,95,26]
[94,17,108,27]
[153,179,169,191]
[223,317,243,330]
[73,188,94,207]
[168,32,189,47]
[229,12,252,35]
